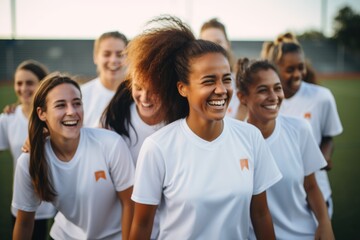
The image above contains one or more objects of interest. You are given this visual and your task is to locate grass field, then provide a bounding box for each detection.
[1,79,360,239]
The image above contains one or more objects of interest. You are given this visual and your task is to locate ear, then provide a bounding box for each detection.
[37,107,47,122]
[177,81,188,98]
[237,91,247,106]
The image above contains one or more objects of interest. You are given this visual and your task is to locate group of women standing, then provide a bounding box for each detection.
[1,15,342,240]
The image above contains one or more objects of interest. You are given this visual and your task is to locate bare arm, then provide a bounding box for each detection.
[12,210,35,240]
[304,174,334,240]
[320,136,334,171]
[250,191,275,240]
[129,202,157,240]
[117,187,134,240]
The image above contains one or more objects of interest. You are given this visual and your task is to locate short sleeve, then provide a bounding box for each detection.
[321,90,343,137]
[131,138,165,205]
[108,136,135,192]
[252,129,282,195]
[299,120,327,176]
[12,153,41,212]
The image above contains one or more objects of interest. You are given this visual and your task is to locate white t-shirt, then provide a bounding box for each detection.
[12,128,135,240]
[121,103,165,240]
[132,117,282,239]
[0,105,56,219]
[124,103,165,165]
[81,78,115,128]
[280,82,343,200]
[248,115,327,240]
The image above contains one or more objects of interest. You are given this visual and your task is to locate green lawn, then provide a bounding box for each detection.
[1,79,359,239]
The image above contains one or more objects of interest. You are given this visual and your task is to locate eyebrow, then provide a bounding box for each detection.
[53,98,81,103]
[201,73,232,79]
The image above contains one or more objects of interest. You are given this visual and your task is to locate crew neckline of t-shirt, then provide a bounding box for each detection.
[265,116,281,145]
[284,81,306,103]
[180,118,227,149]
[48,128,84,168]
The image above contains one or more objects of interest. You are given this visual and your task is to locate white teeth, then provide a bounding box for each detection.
[208,100,225,106]
[62,120,77,126]
[264,105,277,110]
[142,103,151,108]
[109,66,120,71]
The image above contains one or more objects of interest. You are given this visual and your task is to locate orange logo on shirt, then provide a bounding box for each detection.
[95,170,106,182]
[240,159,249,170]
[304,112,312,119]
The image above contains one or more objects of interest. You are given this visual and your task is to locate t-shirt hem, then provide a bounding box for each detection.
[253,173,282,195]
[131,196,159,205]
[115,181,134,192]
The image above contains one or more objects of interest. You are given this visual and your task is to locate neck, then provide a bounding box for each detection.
[50,136,80,162]
[137,109,164,126]
[21,103,32,119]
[100,78,120,91]
[186,116,223,141]
[248,116,275,139]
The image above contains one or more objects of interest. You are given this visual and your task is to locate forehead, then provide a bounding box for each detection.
[253,69,280,85]
[46,83,81,102]
[200,28,226,40]
[132,78,149,87]
[14,69,39,82]
[189,52,230,76]
[97,37,126,52]
[280,51,304,65]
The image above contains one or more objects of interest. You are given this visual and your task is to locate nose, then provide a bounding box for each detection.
[19,83,27,93]
[293,69,302,80]
[140,90,150,102]
[214,81,227,95]
[66,103,76,115]
[268,89,280,103]
[109,53,120,64]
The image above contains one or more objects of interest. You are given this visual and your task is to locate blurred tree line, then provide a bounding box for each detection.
[297,6,360,51]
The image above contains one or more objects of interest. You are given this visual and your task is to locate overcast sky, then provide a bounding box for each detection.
[0,0,359,40]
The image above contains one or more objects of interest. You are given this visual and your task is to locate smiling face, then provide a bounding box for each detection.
[14,69,41,106]
[241,69,284,124]
[38,83,83,142]
[132,78,162,125]
[277,51,306,98]
[94,37,127,84]
[178,52,232,125]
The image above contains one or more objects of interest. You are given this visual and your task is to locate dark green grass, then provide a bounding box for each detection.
[0,84,16,239]
[322,79,360,239]
[0,80,359,239]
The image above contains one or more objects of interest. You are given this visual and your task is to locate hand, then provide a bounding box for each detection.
[3,103,18,114]
[21,138,30,153]
[314,220,335,240]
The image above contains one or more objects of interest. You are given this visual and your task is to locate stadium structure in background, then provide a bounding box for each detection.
[1,39,359,82]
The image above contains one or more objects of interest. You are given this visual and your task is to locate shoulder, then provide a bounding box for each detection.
[83,127,121,138]
[80,78,98,91]
[16,152,31,170]
[147,119,180,140]
[278,114,312,134]
[302,82,333,99]
[0,106,22,125]
[141,120,182,150]
[82,127,125,146]
[225,117,262,136]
